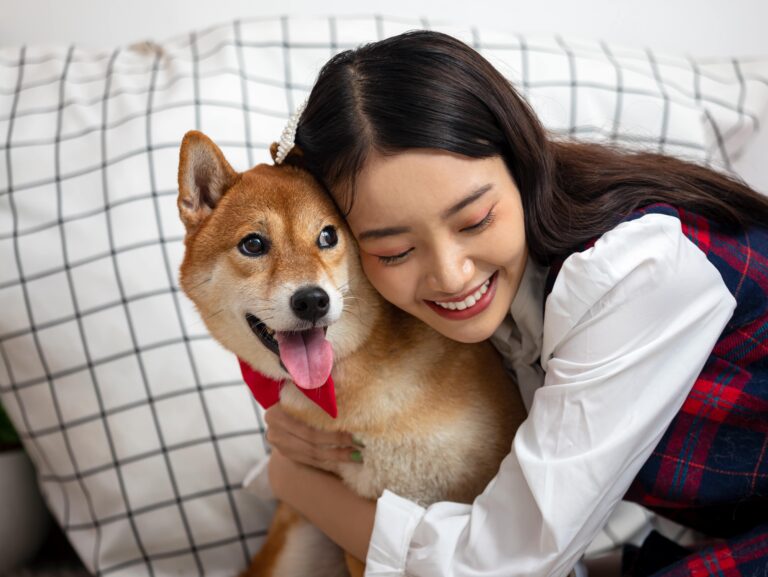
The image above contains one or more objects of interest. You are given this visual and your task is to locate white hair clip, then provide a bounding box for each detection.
[274,98,308,164]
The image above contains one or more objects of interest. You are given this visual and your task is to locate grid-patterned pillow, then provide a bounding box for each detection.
[0,14,766,577]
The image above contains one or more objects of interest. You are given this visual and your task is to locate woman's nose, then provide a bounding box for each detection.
[426,247,475,295]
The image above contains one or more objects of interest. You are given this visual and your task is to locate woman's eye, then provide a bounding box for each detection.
[377,248,413,265]
[461,209,496,233]
[238,234,270,257]
[318,225,339,249]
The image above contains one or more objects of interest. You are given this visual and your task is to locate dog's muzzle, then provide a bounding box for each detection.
[244,285,335,390]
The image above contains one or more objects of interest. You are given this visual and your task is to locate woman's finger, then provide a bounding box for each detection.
[264,404,356,448]
[267,427,358,465]
[266,423,362,471]
[266,405,354,447]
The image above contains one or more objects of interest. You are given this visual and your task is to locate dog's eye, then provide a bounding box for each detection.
[317,226,338,249]
[238,234,269,257]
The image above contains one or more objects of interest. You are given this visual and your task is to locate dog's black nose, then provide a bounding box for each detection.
[291,286,330,323]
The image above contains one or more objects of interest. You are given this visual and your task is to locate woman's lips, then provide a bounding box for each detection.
[424,271,498,321]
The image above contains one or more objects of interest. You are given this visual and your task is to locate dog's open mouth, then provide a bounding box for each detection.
[245,313,333,390]
[246,313,280,356]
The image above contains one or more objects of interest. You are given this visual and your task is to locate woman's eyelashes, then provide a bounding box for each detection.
[375,207,497,265]
[460,207,496,233]
[378,248,413,265]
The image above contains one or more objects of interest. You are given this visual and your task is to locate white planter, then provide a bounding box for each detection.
[0,449,51,574]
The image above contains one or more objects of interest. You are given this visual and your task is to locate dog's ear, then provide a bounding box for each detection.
[269,142,306,169]
[178,130,239,234]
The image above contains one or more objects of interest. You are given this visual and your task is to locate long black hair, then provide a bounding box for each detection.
[295,30,768,264]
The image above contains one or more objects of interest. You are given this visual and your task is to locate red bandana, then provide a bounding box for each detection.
[238,357,338,419]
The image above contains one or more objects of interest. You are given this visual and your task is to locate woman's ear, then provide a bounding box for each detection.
[269,142,306,169]
[177,130,239,234]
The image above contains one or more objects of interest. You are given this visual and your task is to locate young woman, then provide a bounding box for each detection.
[262,30,768,577]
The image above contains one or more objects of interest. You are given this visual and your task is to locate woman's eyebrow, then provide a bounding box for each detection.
[359,225,412,240]
[441,183,493,219]
[358,183,494,241]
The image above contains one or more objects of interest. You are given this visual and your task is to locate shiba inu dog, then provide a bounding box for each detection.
[177,130,526,577]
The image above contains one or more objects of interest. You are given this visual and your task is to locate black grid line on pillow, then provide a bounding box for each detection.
[148,40,255,567]
[0,57,762,200]
[0,14,766,577]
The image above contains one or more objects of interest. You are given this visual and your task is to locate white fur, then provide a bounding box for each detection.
[269,517,349,577]
[258,281,343,331]
[342,415,492,507]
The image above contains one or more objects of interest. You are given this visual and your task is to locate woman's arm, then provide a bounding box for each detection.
[268,448,377,562]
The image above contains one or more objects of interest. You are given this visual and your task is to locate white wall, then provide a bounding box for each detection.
[2,0,767,57]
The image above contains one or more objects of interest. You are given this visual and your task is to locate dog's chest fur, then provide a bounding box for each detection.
[280,363,510,508]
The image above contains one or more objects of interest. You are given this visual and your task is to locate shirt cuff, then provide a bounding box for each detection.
[364,489,426,576]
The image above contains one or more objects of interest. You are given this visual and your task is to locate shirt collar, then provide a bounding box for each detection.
[509,256,547,360]
[490,256,548,411]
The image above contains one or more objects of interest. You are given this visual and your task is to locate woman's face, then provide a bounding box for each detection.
[342,148,528,343]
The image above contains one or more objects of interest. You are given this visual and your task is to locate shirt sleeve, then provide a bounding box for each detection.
[364,213,737,577]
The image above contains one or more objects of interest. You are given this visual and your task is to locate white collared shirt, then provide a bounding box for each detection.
[364,213,736,577]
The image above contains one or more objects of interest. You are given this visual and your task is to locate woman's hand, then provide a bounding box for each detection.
[264,404,363,475]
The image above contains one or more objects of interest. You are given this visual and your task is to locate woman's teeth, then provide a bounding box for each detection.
[434,277,491,311]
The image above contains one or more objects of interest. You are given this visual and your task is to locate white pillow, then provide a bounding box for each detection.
[0,15,766,577]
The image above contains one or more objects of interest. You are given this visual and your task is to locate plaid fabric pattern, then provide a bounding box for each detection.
[649,522,768,577]
[546,203,768,575]
[621,204,768,534]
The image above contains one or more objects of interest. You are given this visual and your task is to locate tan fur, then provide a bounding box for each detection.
[177,131,526,577]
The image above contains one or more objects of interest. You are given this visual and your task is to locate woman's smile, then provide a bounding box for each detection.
[425,271,499,320]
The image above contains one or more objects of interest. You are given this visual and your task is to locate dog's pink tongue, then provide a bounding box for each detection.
[275,329,333,389]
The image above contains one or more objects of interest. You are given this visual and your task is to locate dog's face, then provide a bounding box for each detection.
[177,131,368,388]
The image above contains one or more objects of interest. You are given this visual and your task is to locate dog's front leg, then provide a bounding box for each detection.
[240,501,350,577]
[344,553,365,577]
